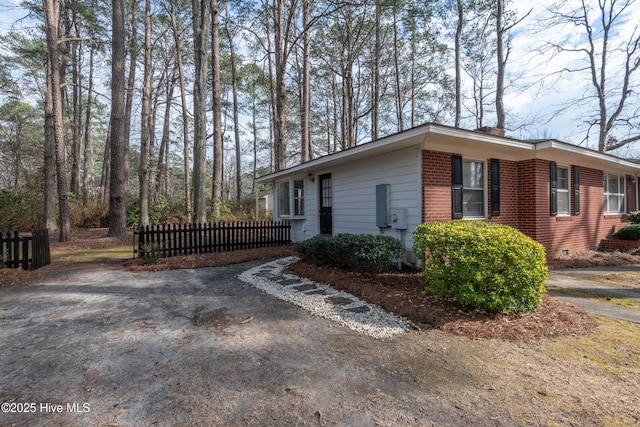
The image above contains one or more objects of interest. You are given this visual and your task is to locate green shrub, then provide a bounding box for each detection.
[294,233,402,273]
[613,224,640,240]
[626,211,640,225]
[138,243,162,265]
[413,221,548,314]
[0,188,44,230]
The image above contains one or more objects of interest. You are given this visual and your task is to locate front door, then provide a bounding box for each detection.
[319,173,332,235]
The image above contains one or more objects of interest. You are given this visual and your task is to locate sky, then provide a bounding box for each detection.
[1,0,639,156]
[507,0,640,154]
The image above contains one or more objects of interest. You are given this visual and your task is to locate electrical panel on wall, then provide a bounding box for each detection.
[376,184,390,228]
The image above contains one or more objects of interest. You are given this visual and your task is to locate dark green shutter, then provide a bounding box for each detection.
[490,158,500,216]
[550,161,557,216]
[573,166,580,215]
[452,155,463,219]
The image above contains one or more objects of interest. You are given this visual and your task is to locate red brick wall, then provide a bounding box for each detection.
[421,150,632,259]
[488,159,518,228]
[422,150,452,222]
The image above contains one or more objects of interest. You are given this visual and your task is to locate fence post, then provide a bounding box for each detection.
[21,235,29,270]
[11,231,19,268]
[0,231,4,269]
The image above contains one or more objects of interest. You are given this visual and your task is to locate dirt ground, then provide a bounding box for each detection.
[1,229,639,425]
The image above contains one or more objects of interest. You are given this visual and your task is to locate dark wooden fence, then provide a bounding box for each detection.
[0,229,51,270]
[134,221,291,259]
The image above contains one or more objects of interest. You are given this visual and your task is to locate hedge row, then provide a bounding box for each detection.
[294,233,402,273]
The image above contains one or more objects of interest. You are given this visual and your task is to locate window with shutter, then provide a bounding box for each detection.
[550,162,557,216]
[573,166,580,215]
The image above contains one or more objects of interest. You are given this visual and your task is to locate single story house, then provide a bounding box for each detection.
[255,123,640,262]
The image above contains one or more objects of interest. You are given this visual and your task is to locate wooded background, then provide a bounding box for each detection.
[0,0,638,240]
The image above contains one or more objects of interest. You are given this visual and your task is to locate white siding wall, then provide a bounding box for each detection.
[274,146,422,261]
[331,146,422,255]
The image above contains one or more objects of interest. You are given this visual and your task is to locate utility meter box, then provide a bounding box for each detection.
[389,208,408,230]
[376,184,390,228]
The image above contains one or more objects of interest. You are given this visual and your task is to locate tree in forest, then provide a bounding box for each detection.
[192,0,210,224]
[0,101,43,188]
[166,0,193,220]
[0,29,60,231]
[43,0,71,241]
[211,0,223,219]
[494,0,528,130]
[224,5,244,201]
[107,0,128,237]
[544,0,640,152]
[139,0,153,226]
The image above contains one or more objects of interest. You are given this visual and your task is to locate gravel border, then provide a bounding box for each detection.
[237,257,410,339]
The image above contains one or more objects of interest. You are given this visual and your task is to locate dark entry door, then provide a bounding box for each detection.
[319,173,332,235]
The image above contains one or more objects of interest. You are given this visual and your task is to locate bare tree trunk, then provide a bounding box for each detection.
[495,0,506,130]
[265,2,276,172]
[454,0,463,128]
[225,8,242,201]
[123,0,137,199]
[156,66,176,197]
[372,3,381,140]
[139,0,152,226]
[107,0,128,237]
[393,6,403,132]
[192,0,210,224]
[100,123,111,203]
[44,0,71,242]
[148,77,160,203]
[43,56,59,233]
[273,0,287,171]
[83,41,95,213]
[70,11,82,196]
[211,0,223,218]
[300,0,311,163]
[169,1,192,221]
[251,90,258,194]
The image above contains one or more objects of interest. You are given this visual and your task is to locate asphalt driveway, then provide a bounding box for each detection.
[2,260,639,426]
[0,260,468,426]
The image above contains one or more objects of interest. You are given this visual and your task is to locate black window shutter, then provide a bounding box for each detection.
[452,155,463,219]
[550,161,558,216]
[490,158,500,216]
[573,166,580,215]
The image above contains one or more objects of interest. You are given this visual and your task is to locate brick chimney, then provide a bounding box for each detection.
[475,126,505,137]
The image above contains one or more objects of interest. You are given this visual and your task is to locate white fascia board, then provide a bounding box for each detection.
[255,124,433,183]
[256,124,640,184]
[427,124,535,151]
[534,140,640,170]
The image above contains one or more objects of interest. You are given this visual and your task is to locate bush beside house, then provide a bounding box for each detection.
[294,234,402,273]
[413,221,548,314]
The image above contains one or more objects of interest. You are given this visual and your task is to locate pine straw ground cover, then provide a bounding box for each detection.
[2,228,639,341]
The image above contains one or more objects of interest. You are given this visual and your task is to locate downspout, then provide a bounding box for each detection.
[633,174,638,211]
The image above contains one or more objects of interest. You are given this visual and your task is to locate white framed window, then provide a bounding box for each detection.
[557,166,570,215]
[277,179,304,218]
[604,173,626,214]
[462,159,485,218]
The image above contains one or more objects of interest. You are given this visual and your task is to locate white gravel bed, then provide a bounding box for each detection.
[237,257,410,339]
